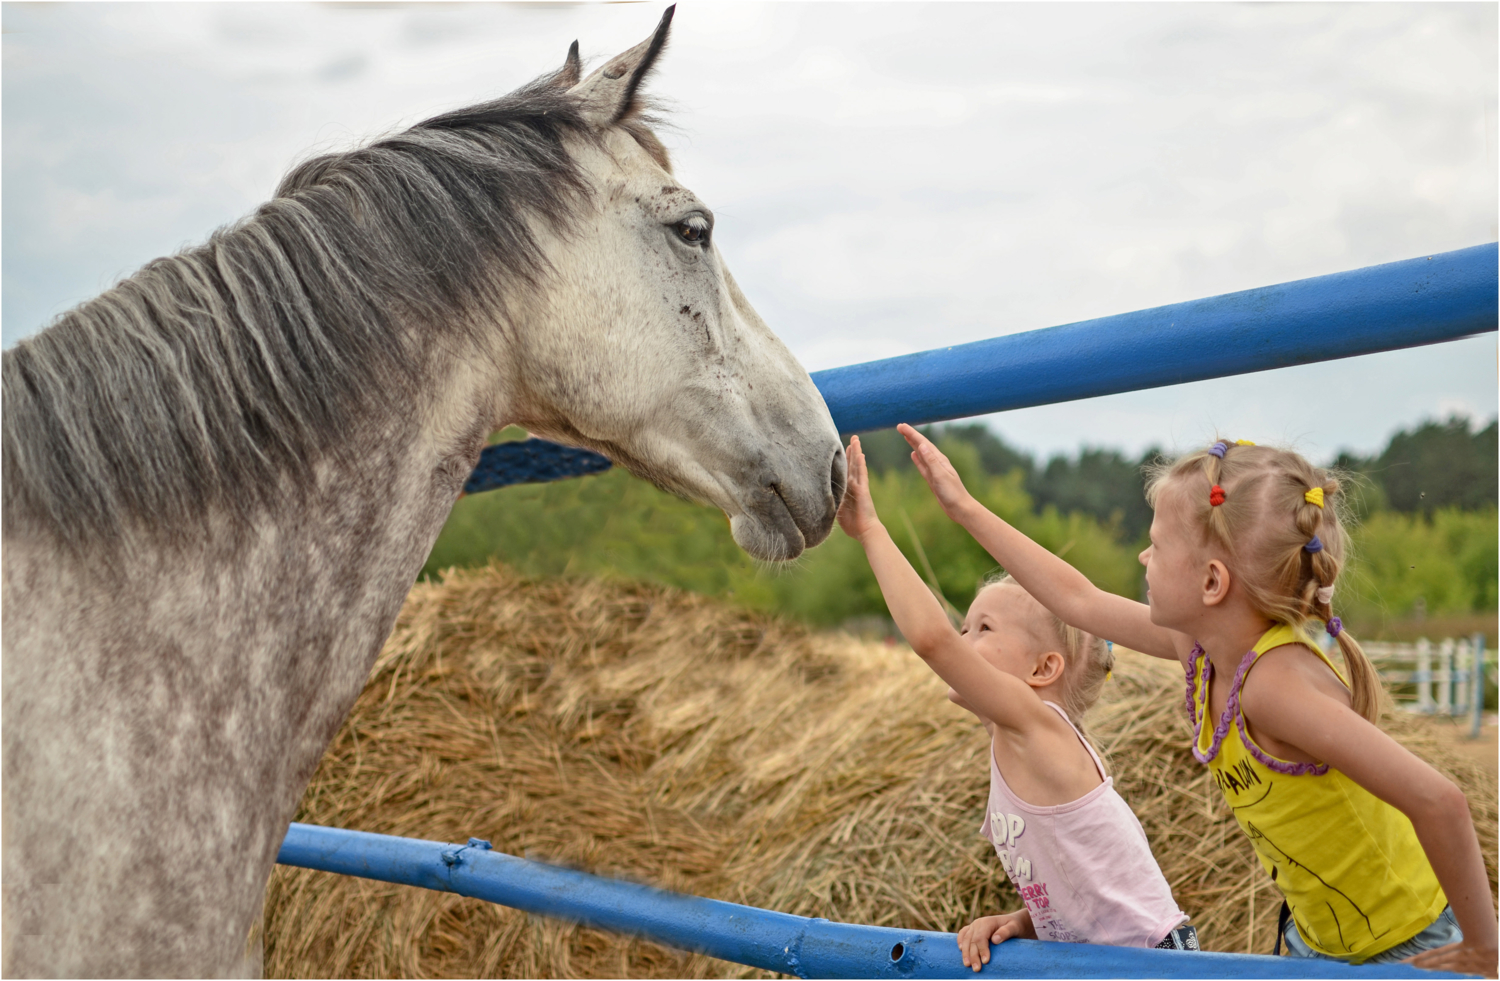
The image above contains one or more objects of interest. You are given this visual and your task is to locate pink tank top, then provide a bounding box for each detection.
[979,701,1186,947]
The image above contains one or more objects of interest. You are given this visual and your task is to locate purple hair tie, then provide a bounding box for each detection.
[1326,617,1343,638]
[1208,441,1229,459]
[1304,535,1323,553]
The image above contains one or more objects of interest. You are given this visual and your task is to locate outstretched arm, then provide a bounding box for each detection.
[837,436,1055,731]
[897,424,1182,661]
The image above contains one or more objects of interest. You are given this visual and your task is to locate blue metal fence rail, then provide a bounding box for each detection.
[276,823,1467,979]
[290,245,1496,976]
[812,243,1496,435]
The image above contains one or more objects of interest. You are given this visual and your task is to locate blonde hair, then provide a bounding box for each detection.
[1144,441,1383,723]
[980,573,1114,727]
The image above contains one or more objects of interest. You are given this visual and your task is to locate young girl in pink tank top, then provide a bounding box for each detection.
[837,436,1190,971]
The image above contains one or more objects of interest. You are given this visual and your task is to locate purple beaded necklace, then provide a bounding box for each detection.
[1185,641,1330,776]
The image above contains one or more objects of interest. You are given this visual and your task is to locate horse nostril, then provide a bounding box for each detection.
[829,447,848,503]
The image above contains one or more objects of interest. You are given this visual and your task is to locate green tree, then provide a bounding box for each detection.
[935,422,1035,479]
[1336,416,1497,514]
[1340,508,1499,622]
[856,424,1034,480]
[1028,447,1160,543]
[426,416,1496,639]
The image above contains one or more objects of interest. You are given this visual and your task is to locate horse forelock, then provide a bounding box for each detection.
[1,70,661,560]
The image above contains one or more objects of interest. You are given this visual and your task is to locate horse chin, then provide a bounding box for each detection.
[628,459,824,562]
[729,514,804,562]
[729,505,807,563]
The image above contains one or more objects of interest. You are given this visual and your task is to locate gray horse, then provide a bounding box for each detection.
[2,10,845,976]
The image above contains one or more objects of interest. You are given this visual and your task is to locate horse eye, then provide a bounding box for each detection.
[674,217,709,245]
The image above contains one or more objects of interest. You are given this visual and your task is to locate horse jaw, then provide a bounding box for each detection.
[503,126,845,562]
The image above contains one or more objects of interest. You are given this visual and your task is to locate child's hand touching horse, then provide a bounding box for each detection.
[834,435,882,543]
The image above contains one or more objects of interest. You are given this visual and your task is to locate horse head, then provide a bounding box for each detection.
[499,9,846,561]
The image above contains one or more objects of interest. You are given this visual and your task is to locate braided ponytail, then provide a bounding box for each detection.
[1296,477,1385,722]
[1333,629,1384,723]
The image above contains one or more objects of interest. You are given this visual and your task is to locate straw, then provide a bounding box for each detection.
[265,563,1497,978]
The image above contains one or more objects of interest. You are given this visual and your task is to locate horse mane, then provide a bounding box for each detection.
[1,70,618,557]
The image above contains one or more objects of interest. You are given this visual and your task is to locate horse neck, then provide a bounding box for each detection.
[180,339,499,733]
[1,326,503,976]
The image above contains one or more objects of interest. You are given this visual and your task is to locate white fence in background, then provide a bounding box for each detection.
[1361,637,1493,734]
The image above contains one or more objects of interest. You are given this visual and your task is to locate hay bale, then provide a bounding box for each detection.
[265,565,1497,977]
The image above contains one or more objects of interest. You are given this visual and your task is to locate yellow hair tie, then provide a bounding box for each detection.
[1235,439,1256,446]
[1304,487,1325,508]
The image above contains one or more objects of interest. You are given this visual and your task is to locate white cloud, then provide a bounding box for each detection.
[4,2,1494,460]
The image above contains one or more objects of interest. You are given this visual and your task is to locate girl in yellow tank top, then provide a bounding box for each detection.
[892,425,1497,976]
[1188,624,1445,961]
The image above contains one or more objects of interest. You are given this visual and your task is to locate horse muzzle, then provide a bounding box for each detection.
[729,442,845,561]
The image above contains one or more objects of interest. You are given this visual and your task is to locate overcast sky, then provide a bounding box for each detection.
[4,2,1496,462]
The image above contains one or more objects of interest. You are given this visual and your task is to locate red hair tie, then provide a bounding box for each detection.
[1209,485,1226,507]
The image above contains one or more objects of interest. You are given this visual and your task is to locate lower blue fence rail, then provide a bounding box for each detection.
[276,823,1469,978]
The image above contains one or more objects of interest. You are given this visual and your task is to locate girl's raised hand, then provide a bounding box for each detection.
[898,424,974,514]
[835,436,882,542]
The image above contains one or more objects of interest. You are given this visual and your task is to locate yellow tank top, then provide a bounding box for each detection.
[1189,624,1445,961]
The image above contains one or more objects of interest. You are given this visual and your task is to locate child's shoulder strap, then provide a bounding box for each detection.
[1041,700,1106,780]
[1251,623,1349,688]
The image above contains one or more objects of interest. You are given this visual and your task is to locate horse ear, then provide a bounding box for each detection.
[568,5,673,126]
[553,40,582,88]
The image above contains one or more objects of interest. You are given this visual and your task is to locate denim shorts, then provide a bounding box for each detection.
[1282,906,1462,963]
